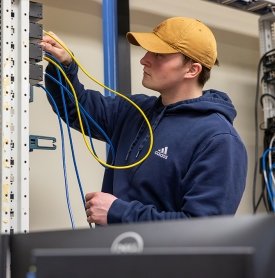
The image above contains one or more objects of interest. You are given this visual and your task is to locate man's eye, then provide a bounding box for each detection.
[154,53,162,57]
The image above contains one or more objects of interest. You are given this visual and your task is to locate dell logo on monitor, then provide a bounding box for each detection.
[110,232,144,254]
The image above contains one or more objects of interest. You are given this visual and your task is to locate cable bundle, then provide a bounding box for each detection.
[36,32,154,228]
[253,49,275,213]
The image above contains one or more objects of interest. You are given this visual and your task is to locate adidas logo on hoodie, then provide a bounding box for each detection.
[155,147,168,159]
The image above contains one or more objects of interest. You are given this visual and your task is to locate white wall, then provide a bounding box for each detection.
[30,0,261,231]
[31,0,105,231]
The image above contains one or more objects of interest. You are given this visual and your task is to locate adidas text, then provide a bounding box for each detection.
[155,147,168,159]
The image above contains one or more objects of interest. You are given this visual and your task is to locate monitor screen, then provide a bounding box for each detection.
[31,247,254,278]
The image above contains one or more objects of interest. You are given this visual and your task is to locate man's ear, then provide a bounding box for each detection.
[185,63,202,79]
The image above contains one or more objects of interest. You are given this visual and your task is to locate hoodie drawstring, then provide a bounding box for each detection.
[125,121,147,161]
[135,106,167,158]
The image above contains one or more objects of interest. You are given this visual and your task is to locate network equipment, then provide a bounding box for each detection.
[205,0,275,15]
[29,1,43,85]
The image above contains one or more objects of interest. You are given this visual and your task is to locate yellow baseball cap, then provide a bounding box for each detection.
[127,17,217,69]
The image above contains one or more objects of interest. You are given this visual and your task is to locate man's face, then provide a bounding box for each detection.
[140,52,191,94]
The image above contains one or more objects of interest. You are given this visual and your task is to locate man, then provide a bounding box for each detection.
[41,17,247,225]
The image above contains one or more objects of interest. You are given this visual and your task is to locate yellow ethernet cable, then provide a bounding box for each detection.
[43,34,154,170]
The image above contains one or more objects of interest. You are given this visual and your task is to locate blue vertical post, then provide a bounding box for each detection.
[102,0,118,97]
[102,0,118,157]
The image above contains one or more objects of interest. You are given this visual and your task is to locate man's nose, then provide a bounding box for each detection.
[140,51,152,66]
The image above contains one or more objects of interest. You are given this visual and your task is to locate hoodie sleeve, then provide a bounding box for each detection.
[45,62,154,141]
[108,199,190,223]
[45,61,122,140]
[107,133,247,223]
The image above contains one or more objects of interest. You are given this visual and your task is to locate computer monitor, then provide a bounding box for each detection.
[10,213,275,278]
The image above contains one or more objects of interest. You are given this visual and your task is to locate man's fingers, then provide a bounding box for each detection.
[41,36,60,47]
[41,33,73,65]
[85,192,96,201]
[87,215,92,223]
[40,41,55,52]
[85,201,91,209]
[85,192,97,209]
[86,208,91,216]
[41,36,56,45]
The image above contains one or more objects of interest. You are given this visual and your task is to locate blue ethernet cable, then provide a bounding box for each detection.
[44,71,116,164]
[41,63,97,227]
[44,52,116,159]
[49,69,99,158]
[36,84,76,229]
[43,53,116,227]
[44,52,115,163]
[54,61,87,208]
[261,147,275,211]
[45,53,96,154]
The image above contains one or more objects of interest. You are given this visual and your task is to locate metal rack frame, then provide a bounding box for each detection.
[205,0,275,15]
[0,0,30,234]
[258,12,275,122]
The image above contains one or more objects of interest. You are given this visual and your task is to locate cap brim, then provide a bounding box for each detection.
[126,32,178,54]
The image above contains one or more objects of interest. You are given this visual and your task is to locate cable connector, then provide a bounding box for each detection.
[263,70,275,84]
[263,53,275,68]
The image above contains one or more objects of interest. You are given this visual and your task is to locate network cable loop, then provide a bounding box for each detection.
[43,31,154,170]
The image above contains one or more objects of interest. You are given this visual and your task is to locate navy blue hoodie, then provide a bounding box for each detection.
[45,62,247,224]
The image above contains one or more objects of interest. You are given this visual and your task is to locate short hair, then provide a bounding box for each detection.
[182,55,219,87]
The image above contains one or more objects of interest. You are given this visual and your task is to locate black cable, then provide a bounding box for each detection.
[254,169,270,212]
[260,93,275,107]
[253,48,275,213]
[263,183,270,211]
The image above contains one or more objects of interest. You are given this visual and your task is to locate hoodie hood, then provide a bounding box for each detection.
[165,89,236,124]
